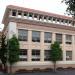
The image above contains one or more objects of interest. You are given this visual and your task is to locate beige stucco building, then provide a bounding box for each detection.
[2,5,75,72]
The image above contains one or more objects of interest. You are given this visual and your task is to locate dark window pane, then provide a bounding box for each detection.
[56,33,62,44]
[44,32,52,43]
[18,29,28,41]
[12,10,16,16]
[32,31,40,42]
[44,50,51,61]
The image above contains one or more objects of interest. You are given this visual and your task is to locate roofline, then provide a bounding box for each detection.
[5,5,75,20]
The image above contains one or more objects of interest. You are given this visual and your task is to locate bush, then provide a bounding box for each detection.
[57,67,64,71]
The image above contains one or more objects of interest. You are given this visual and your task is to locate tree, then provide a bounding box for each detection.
[0,34,7,72]
[62,0,75,17]
[7,35,20,73]
[50,41,62,72]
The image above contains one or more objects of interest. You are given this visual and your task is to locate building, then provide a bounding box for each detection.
[2,5,75,72]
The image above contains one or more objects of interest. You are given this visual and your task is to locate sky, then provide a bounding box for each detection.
[0,0,67,31]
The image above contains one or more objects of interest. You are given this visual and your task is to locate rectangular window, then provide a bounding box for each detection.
[66,51,72,60]
[32,31,40,42]
[56,33,62,44]
[18,11,22,18]
[44,50,51,61]
[18,29,28,41]
[66,35,72,44]
[44,32,52,43]
[19,49,27,61]
[32,49,40,61]
[12,10,16,16]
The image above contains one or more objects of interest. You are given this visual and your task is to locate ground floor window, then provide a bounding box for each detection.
[44,50,51,61]
[66,51,72,61]
[32,49,40,61]
[19,49,27,61]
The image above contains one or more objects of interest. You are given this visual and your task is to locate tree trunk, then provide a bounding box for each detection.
[53,61,56,72]
[2,64,6,72]
[3,63,6,73]
[10,64,12,74]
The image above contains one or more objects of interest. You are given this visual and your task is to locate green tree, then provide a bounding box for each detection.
[50,41,62,72]
[0,34,7,72]
[62,0,75,17]
[7,35,20,73]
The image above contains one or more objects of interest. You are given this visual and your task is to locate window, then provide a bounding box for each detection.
[24,12,28,19]
[44,32,52,43]
[44,50,51,61]
[39,15,43,21]
[32,49,40,61]
[66,35,72,44]
[18,11,22,18]
[34,14,38,20]
[18,29,28,41]
[48,17,52,22]
[32,31,40,42]
[56,33,62,44]
[28,13,33,20]
[44,16,47,22]
[12,10,16,16]
[19,49,27,61]
[66,51,72,60]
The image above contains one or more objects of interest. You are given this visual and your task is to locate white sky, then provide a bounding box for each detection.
[0,0,67,31]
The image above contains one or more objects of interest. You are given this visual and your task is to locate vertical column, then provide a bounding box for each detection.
[9,9,12,17]
[62,34,66,61]
[27,13,29,19]
[67,20,69,26]
[72,35,75,60]
[16,10,18,18]
[8,22,17,39]
[28,30,32,62]
[55,18,57,23]
[59,19,61,24]
[40,31,44,62]
[42,16,44,21]
[52,32,56,43]
[37,15,39,21]
[22,12,24,18]
[46,16,49,22]
[51,17,53,23]
[32,14,34,19]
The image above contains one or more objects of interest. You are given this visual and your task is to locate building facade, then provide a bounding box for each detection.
[2,5,75,72]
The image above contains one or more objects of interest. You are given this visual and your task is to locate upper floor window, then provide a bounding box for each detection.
[32,31,40,42]
[29,13,33,20]
[56,33,62,44]
[66,51,72,60]
[39,15,43,21]
[24,12,28,19]
[12,10,16,16]
[18,29,28,41]
[18,11,22,18]
[66,35,72,44]
[44,32,52,43]
[34,14,38,20]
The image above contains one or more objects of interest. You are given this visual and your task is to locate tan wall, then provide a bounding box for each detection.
[6,22,75,73]
[17,23,75,61]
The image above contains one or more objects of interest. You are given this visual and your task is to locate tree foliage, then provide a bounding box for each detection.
[51,41,62,71]
[7,35,20,65]
[7,35,20,73]
[62,0,75,17]
[0,34,7,71]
